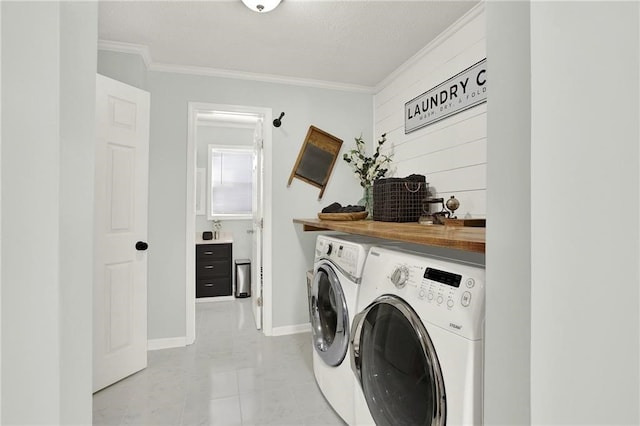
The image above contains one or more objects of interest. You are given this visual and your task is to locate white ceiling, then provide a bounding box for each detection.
[99,0,479,89]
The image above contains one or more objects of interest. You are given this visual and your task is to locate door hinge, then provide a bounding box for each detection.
[257,296,263,307]
[260,218,264,229]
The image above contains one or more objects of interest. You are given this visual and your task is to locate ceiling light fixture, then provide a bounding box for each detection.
[241,0,281,13]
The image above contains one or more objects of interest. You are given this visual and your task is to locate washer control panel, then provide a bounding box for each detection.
[416,267,471,310]
[366,248,485,340]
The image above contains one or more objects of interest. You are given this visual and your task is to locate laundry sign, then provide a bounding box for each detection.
[405,58,487,134]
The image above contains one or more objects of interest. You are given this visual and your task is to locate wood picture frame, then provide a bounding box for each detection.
[288,125,343,199]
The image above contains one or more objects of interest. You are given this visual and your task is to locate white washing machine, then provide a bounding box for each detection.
[310,234,387,425]
[350,245,485,426]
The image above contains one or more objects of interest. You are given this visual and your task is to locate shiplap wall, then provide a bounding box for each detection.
[374,4,486,218]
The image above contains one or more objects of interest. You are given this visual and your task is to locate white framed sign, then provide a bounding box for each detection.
[405,58,487,134]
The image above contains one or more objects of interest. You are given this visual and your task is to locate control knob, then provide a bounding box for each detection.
[390,266,409,289]
[325,243,333,256]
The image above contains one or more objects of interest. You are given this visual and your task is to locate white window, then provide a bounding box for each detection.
[208,145,253,220]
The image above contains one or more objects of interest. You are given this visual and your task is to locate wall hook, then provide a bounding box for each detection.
[273,112,285,127]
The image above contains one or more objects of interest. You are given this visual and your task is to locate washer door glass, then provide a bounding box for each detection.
[358,297,445,426]
[311,264,349,366]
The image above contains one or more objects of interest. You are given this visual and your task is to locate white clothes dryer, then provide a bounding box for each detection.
[310,234,388,425]
[350,245,485,426]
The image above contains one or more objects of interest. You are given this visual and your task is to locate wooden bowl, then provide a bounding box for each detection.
[317,211,368,221]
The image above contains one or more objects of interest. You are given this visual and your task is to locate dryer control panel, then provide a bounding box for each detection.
[315,236,368,281]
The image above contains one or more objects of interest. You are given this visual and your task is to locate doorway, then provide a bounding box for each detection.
[186,102,273,344]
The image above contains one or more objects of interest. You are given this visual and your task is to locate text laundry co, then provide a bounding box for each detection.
[407,69,486,119]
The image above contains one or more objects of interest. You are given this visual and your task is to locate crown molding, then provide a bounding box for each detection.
[97,40,152,69]
[374,1,486,93]
[97,39,374,94]
[148,61,375,93]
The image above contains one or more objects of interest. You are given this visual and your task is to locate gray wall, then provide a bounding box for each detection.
[59,2,97,423]
[97,49,147,90]
[529,2,638,424]
[1,2,96,424]
[98,51,372,337]
[485,2,531,424]
[485,2,639,424]
[147,71,371,335]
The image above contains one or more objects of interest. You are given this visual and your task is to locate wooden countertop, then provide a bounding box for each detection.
[293,218,485,253]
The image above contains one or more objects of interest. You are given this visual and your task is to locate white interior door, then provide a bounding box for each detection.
[93,74,150,392]
[251,119,263,329]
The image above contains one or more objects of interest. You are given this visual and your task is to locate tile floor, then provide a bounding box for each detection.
[93,299,346,426]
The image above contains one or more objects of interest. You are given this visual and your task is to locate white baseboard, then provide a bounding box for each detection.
[196,295,235,303]
[270,322,311,336]
[147,336,186,351]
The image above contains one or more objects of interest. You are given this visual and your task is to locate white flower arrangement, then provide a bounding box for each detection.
[342,133,393,188]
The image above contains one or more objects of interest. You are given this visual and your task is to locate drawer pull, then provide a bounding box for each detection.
[204,251,214,255]
[204,266,214,269]
[204,283,214,287]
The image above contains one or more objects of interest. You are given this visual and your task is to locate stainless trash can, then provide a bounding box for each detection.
[235,259,251,298]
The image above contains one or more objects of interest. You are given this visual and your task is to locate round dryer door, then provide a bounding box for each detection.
[310,263,350,366]
[351,295,446,426]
